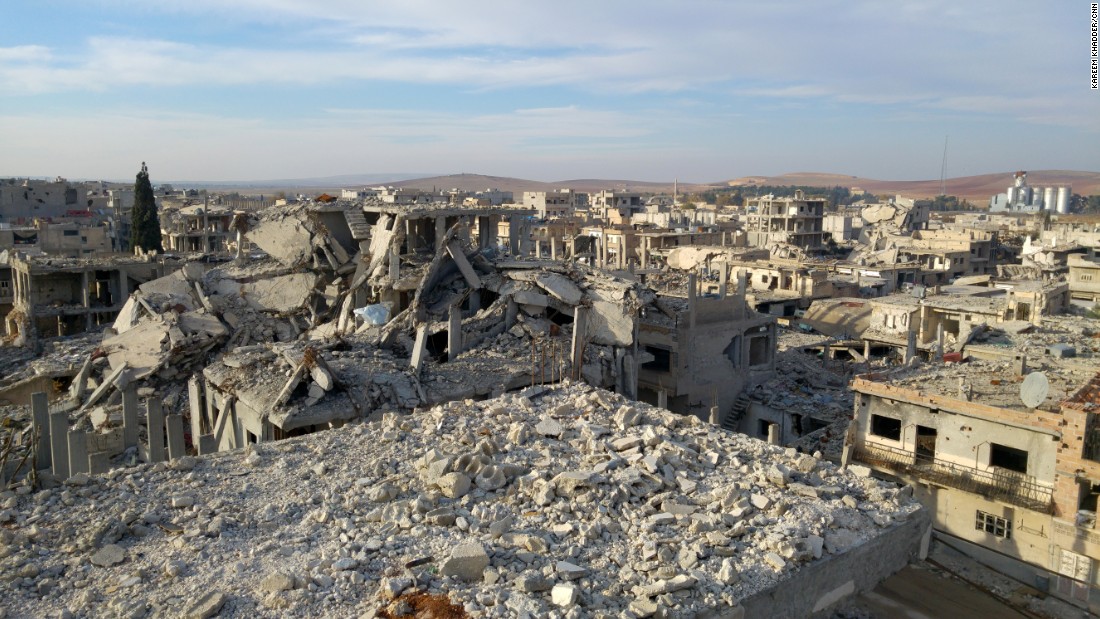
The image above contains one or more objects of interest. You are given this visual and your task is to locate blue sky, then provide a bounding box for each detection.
[0,1,1096,183]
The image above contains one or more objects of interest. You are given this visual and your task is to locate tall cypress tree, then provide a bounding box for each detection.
[130,162,163,253]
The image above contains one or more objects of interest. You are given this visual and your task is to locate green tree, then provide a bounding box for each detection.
[1085,195,1100,213]
[130,162,163,253]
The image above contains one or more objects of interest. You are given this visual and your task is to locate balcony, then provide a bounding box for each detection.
[854,442,1054,514]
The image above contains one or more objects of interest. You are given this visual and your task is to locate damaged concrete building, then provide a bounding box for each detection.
[859,280,1070,363]
[846,355,1100,612]
[743,190,826,251]
[4,252,189,342]
[637,271,777,423]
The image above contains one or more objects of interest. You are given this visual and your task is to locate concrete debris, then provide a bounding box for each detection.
[0,383,926,618]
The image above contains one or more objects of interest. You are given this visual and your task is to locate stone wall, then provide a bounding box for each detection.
[739,508,930,618]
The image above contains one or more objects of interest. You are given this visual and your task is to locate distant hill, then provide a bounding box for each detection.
[726,170,1100,201]
[384,173,715,195]
[161,169,1100,201]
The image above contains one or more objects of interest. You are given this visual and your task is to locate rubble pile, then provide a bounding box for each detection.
[0,202,666,471]
[0,383,922,618]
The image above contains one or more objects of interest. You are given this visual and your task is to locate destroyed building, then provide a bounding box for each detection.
[637,271,776,424]
[4,252,190,343]
[743,190,826,251]
[160,203,240,254]
[859,281,1070,363]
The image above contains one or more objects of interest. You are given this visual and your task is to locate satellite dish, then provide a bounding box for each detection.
[1020,372,1049,409]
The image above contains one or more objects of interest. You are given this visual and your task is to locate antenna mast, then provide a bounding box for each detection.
[939,135,949,196]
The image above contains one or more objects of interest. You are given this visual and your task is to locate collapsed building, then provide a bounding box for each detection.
[859,281,1070,363]
[1,199,781,476]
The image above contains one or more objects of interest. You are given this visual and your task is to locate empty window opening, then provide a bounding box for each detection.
[989,443,1028,474]
[642,346,671,372]
[758,419,772,438]
[870,414,902,441]
[748,335,771,366]
[941,318,960,337]
[916,425,937,461]
[975,510,1011,539]
[1079,481,1100,513]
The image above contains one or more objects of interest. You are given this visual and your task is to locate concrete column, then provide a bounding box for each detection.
[535,239,542,259]
[435,216,447,251]
[88,453,111,475]
[508,215,521,255]
[166,414,186,460]
[767,423,780,445]
[410,324,428,373]
[405,219,417,252]
[198,435,217,455]
[863,340,871,361]
[205,390,218,439]
[448,304,462,361]
[657,389,668,410]
[505,298,518,328]
[736,269,747,319]
[571,306,588,375]
[81,270,91,309]
[687,273,697,329]
[67,430,89,475]
[709,406,720,425]
[457,217,472,244]
[389,250,400,281]
[81,271,93,331]
[478,216,491,249]
[122,386,139,448]
[521,220,532,256]
[146,399,166,463]
[719,263,728,298]
[118,269,129,304]
[550,236,559,260]
[31,391,51,470]
[49,411,69,479]
[188,375,204,438]
[905,330,917,364]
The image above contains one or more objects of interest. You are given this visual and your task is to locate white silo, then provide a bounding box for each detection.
[1056,186,1070,214]
[1006,185,1016,204]
[1043,187,1055,210]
